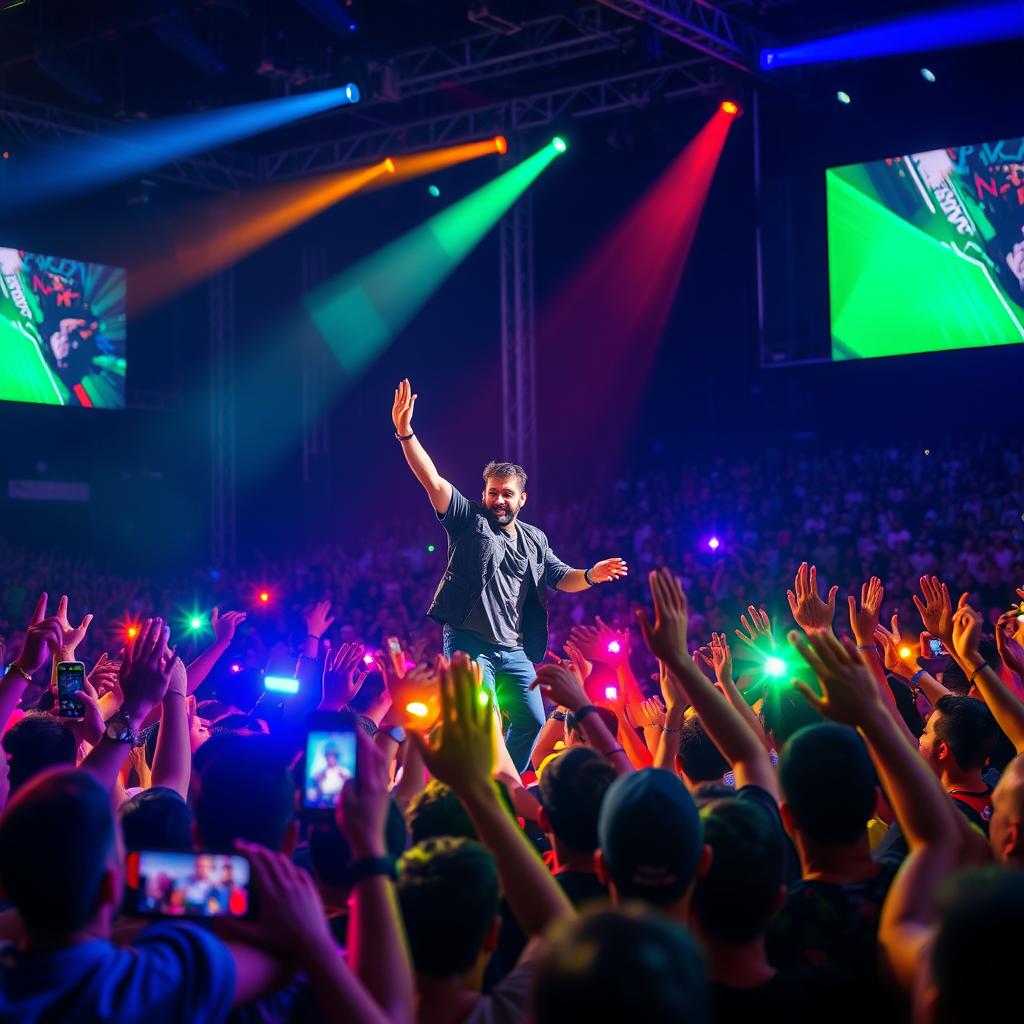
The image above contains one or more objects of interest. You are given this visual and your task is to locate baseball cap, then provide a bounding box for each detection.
[598,768,703,906]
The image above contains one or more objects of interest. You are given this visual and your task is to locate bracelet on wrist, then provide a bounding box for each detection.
[909,668,927,686]
[601,746,626,759]
[583,567,595,587]
[6,662,32,683]
[348,855,398,884]
[969,662,990,686]
[571,704,601,724]
[395,430,414,441]
[306,633,322,642]
[663,724,683,734]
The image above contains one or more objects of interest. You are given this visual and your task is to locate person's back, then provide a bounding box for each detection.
[0,767,236,1024]
[693,798,856,1024]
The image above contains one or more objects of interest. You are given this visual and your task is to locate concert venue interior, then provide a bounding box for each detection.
[0,3,1022,1022]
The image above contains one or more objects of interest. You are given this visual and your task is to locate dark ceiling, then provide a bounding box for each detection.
[0,0,966,148]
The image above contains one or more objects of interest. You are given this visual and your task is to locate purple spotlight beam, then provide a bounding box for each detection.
[760,1,1024,70]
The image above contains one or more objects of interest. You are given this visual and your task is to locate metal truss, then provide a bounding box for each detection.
[0,92,257,192]
[209,264,237,568]
[367,5,634,104]
[260,57,719,180]
[595,0,774,73]
[500,163,537,481]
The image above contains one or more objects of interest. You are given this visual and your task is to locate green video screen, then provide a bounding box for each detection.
[827,138,1024,361]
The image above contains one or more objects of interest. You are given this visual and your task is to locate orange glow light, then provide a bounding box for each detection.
[721,100,740,116]
[494,135,508,155]
[384,157,396,173]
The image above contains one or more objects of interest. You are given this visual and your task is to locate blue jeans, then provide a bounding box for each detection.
[442,626,544,773]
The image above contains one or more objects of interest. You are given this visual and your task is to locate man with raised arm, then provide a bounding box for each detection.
[391,378,628,770]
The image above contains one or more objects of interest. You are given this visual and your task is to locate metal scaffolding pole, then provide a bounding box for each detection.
[500,158,537,482]
[209,265,237,567]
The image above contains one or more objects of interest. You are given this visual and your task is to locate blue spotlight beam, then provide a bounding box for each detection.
[761,1,1024,70]
[0,85,360,213]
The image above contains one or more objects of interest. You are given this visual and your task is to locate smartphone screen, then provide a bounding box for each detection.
[929,638,944,657]
[124,851,252,918]
[303,714,358,812]
[56,662,86,718]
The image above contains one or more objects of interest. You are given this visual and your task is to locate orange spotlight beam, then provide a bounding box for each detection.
[365,135,508,189]
[133,160,391,312]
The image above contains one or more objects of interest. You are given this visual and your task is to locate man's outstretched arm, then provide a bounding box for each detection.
[392,378,453,515]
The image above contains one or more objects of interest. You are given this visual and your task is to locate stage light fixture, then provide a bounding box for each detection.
[231,663,243,673]
[552,136,568,153]
[127,626,139,639]
[259,590,270,604]
[406,702,429,718]
[604,686,619,701]
[920,67,936,82]
[764,656,787,678]
[720,100,740,116]
[494,135,508,154]
[264,675,300,694]
[383,156,396,173]
[708,536,721,551]
[837,90,851,104]
[428,184,440,198]
[189,616,203,631]
[427,543,436,552]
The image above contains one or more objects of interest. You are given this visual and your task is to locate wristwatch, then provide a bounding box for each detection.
[348,855,398,884]
[105,709,144,747]
[385,725,407,745]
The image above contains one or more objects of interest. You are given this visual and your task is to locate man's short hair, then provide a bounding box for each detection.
[193,735,295,851]
[932,695,1000,771]
[693,798,784,944]
[3,713,77,794]
[397,837,499,977]
[119,787,194,852]
[678,716,729,783]
[534,905,708,1024]
[310,799,409,888]
[933,867,1024,1023]
[407,780,478,844]
[760,686,823,747]
[482,461,527,492]
[0,768,115,936]
[538,747,616,853]
[598,769,703,907]
[779,724,877,845]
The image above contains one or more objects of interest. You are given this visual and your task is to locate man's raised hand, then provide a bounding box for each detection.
[912,576,957,647]
[588,558,629,584]
[734,605,774,651]
[118,617,177,718]
[211,607,247,646]
[789,630,884,727]
[54,594,93,658]
[391,378,416,436]
[786,562,837,636]
[848,575,885,647]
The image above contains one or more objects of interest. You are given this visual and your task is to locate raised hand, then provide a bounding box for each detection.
[950,599,983,665]
[562,640,593,684]
[588,558,629,584]
[848,576,885,646]
[13,593,64,676]
[337,727,390,858]
[789,630,883,727]
[392,378,417,436]
[57,676,105,746]
[912,576,957,646]
[996,611,1024,678]
[304,601,334,642]
[211,607,247,645]
[87,653,120,698]
[708,632,733,681]
[567,618,628,666]
[786,562,837,636]
[409,653,493,794]
[873,616,915,681]
[54,594,93,657]
[734,606,774,651]
[636,568,689,664]
[118,618,177,718]
[321,642,367,710]
[530,662,590,712]
[639,695,666,729]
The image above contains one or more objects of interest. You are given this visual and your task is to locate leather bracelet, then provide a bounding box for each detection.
[306,633,322,642]
[395,430,414,441]
[584,567,596,587]
[572,704,601,723]
[348,855,398,884]
[550,710,567,723]
[969,662,990,686]
[5,662,32,683]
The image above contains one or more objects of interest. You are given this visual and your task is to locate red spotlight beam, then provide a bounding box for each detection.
[537,108,735,468]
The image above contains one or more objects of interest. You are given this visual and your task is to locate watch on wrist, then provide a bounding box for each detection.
[348,855,398,884]
[386,725,407,745]
[105,709,143,747]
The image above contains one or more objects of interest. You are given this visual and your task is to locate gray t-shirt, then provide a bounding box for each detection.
[462,524,532,649]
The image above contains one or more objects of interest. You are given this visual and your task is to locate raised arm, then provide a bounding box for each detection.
[637,569,779,799]
[185,609,246,695]
[0,594,62,730]
[954,604,1024,754]
[412,655,573,939]
[151,652,191,798]
[788,631,962,992]
[392,378,452,515]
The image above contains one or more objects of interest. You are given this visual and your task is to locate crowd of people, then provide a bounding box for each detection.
[1,436,1023,1023]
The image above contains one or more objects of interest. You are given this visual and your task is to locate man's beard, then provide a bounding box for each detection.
[488,504,517,526]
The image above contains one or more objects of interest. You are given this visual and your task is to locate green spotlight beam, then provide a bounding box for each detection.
[305,142,562,375]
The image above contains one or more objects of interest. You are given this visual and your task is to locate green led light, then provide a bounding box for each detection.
[427,544,436,553]
[189,616,202,630]
[428,184,440,198]
[764,656,787,678]
[477,688,490,707]
[552,135,567,153]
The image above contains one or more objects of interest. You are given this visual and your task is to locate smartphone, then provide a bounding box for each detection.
[124,850,253,919]
[302,711,358,816]
[386,636,403,655]
[56,661,86,718]
[929,638,945,657]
